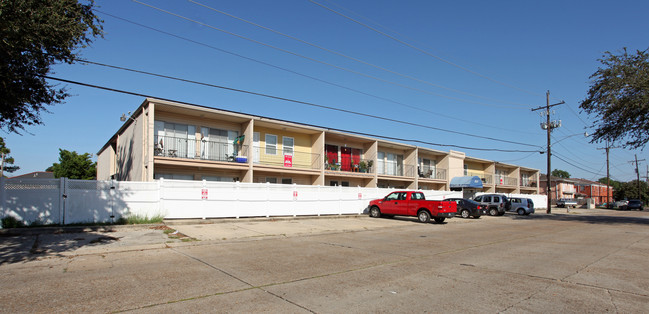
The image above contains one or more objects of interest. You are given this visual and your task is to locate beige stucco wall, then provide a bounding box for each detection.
[96,144,115,181]
[115,113,145,181]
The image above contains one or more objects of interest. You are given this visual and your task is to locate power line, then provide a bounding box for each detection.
[309,0,542,97]
[41,75,541,153]
[74,59,541,148]
[553,154,605,177]
[95,10,537,135]
[188,0,528,107]
[133,0,525,109]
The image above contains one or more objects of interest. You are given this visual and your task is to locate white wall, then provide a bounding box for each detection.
[0,178,462,226]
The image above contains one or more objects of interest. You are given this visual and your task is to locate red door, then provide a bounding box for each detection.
[341,147,352,171]
[325,145,338,168]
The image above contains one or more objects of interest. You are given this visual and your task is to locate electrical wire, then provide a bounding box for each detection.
[189,0,527,107]
[133,0,525,109]
[94,10,537,135]
[40,75,542,153]
[309,0,543,97]
[553,154,604,177]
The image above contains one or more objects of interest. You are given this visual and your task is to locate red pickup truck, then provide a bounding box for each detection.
[368,191,457,223]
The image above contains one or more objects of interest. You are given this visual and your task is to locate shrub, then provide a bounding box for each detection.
[1,216,25,228]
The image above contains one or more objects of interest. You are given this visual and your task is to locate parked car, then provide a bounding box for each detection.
[368,191,457,223]
[472,194,511,216]
[626,199,644,211]
[556,198,578,208]
[508,197,535,215]
[614,200,629,209]
[445,198,487,218]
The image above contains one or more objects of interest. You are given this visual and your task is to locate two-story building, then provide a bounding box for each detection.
[97,98,540,194]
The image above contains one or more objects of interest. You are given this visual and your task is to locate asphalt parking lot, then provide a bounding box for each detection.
[1,207,648,313]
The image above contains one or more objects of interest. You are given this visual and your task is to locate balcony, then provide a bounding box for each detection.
[154,135,248,163]
[325,158,374,174]
[496,176,518,186]
[419,168,447,180]
[253,147,321,170]
[467,172,492,184]
[377,164,416,177]
[520,177,538,187]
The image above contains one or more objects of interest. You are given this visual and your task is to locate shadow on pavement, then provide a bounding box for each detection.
[503,210,649,226]
[0,227,121,265]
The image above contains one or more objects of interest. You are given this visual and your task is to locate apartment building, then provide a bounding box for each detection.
[97,98,540,194]
[539,175,613,205]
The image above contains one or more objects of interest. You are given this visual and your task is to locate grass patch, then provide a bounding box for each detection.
[122,214,164,225]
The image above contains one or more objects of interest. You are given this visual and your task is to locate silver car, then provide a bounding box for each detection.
[509,197,534,215]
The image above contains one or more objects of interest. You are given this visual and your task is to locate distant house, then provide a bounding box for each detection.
[8,171,55,179]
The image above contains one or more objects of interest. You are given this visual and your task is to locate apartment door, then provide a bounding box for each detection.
[253,132,260,163]
[325,145,338,166]
[341,147,352,171]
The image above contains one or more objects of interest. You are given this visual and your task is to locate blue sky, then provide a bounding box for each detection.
[4,0,649,182]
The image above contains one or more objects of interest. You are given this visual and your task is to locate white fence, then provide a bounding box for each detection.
[0,178,463,226]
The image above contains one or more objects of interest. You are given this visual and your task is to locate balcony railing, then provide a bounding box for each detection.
[520,177,538,187]
[325,158,374,174]
[154,135,248,163]
[496,176,518,186]
[467,172,492,184]
[253,147,321,170]
[419,168,447,180]
[377,164,416,177]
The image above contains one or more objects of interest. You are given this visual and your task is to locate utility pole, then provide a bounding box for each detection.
[597,141,618,208]
[630,155,645,201]
[531,91,564,214]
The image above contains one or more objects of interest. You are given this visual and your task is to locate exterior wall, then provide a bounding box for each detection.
[96,143,115,181]
[96,99,540,192]
[255,126,315,170]
[115,112,145,181]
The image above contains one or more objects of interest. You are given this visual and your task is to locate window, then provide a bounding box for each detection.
[281,178,292,184]
[341,181,349,187]
[385,192,399,201]
[330,181,338,186]
[464,165,468,176]
[265,177,278,184]
[265,134,277,155]
[412,192,425,200]
[282,137,294,156]
[154,173,194,180]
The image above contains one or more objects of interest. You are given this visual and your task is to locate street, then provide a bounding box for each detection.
[1,208,648,313]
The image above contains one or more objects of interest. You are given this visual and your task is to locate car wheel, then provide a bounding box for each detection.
[517,209,525,215]
[434,217,446,223]
[369,206,381,218]
[418,210,431,223]
[461,209,470,218]
[489,208,498,216]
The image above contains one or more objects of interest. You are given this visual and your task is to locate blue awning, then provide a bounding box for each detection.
[450,176,484,189]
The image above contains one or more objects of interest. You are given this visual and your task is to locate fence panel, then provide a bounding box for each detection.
[2,178,62,225]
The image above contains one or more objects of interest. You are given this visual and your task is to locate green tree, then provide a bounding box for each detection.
[0,0,103,133]
[47,149,96,180]
[579,48,649,149]
[614,180,649,201]
[0,137,20,175]
[552,169,570,178]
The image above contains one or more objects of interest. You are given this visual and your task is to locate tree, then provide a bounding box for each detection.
[0,0,103,133]
[580,48,649,149]
[0,137,20,175]
[552,169,570,178]
[615,180,649,201]
[48,149,96,180]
